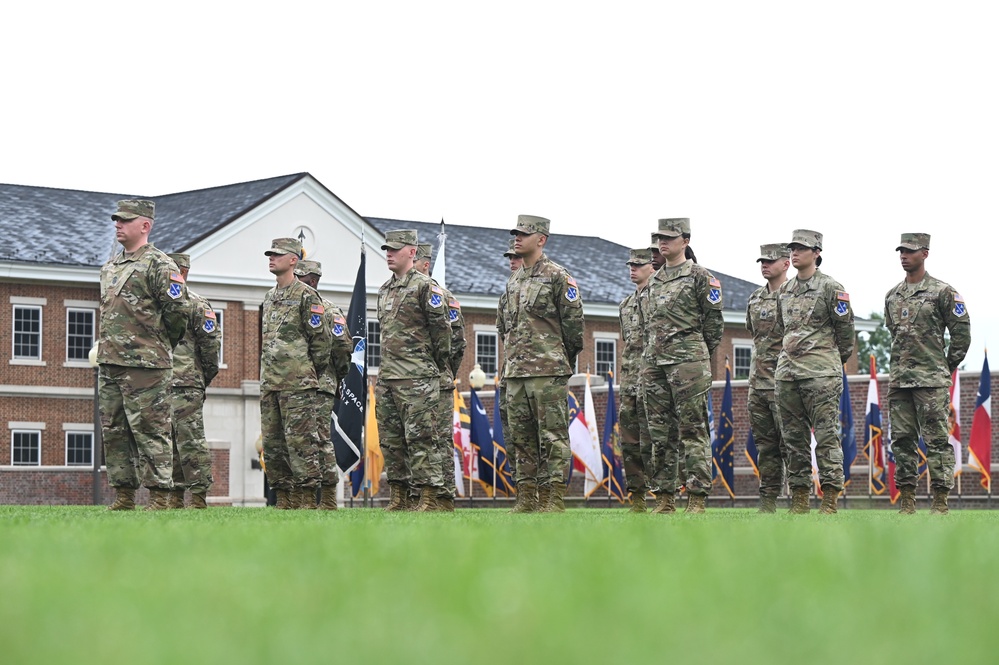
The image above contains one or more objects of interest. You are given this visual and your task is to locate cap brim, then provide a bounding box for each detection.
[381,242,407,250]
[503,252,517,258]
[652,232,680,240]
[627,261,651,266]
[896,244,924,251]
[111,213,140,221]
[264,250,290,256]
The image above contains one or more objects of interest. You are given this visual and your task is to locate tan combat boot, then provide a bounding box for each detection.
[145,488,170,511]
[819,485,839,514]
[436,495,455,512]
[789,487,810,514]
[107,487,136,511]
[297,487,316,509]
[287,488,302,510]
[898,487,917,515]
[758,495,778,514]
[546,482,566,513]
[510,481,539,513]
[929,488,950,515]
[318,485,338,511]
[629,493,648,513]
[684,494,706,514]
[536,484,553,512]
[414,486,440,512]
[651,492,676,514]
[167,489,186,509]
[274,489,291,510]
[188,492,208,509]
[385,483,409,512]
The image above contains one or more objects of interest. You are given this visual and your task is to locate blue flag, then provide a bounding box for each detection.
[335,251,366,497]
[711,363,735,498]
[840,367,856,483]
[600,379,627,502]
[470,388,500,497]
[745,428,759,477]
[491,384,515,495]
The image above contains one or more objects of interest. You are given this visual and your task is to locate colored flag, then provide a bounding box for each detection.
[840,366,856,483]
[967,353,992,492]
[864,355,889,495]
[810,430,820,492]
[706,390,716,453]
[491,381,516,495]
[363,382,384,496]
[432,219,446,288]
[453,390,475,496]
[949,369,963,477]
[600,378,627,502]
[336,250,366,493]
[745,428,759,477]
[569,389,602,497]
[470,388,500,496]
[583,374,603,496]
[886,439,900,503]
[916,437,928,479]
[711,363,735,498]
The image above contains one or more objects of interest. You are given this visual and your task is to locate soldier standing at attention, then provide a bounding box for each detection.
[885,233,970,514]
[376,230,452,512]
[745,244,790,513]
[295,260,352,510]
[165,253,220,509]
[260,238,332,510]
[496,237,523,483]
[619,248,655,513]
[641,218,723,514]
[775,229,855,514]
[98,200,189,511]
[501,215,584,513]
[414,243,466,512]
[649,233,665,271]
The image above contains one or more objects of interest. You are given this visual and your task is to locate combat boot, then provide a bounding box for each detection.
[929,488,950,515]
[758,495,778,514]
[145,488,170,511]
[274,489,291,510]
[789,487,810,514]
[536,484,553,512]
[629,493,648,513]
[546,482,566,513]
[898,487,917,515]
[415,486,441,512]
[436,496,455,512]
[819,485,839,514]
[318,485,338,511]
[684,494,706,514]
[510,482,539,513]
[188,492,208,510]
[296,487,316,510]
[385,483,409,512]
[651,492,676,514]
[107,487,136,511]
[167,489,186,509]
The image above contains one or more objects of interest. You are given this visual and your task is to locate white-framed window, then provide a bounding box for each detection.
[595,338,617,380]
[65,431,93,466]
[13,306,42,360]
[12,430,41,466]
[214,309,225,366]
[366,319,381,369]
[475,331,498,377]
[733,340,753,380]
[66,308,95,362]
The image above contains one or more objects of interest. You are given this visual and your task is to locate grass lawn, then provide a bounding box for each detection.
[1,506,996,665]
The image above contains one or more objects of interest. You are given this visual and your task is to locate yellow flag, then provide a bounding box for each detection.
[365,382,384,495]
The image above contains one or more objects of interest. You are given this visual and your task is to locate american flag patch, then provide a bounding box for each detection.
[205,310,216,319]
[333,315,346,326]
[431,285,443,295]
[709,278,721,288]
[567,276,577,288]
[837,291,850,301]
[170,272,184,283]
[311,304,325,314]
[449,299,460,309]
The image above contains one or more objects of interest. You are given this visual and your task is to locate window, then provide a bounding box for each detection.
[733,342,753,380]
[13,306,42,359]
[595,339,617,380]
[366,320,381,369]
[66,432,93,466]
[12,430,40,466]
[66,308,95,361]
[476,332,498,376]
[214,309,225,365]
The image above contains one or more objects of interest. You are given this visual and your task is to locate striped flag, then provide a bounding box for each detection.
[967,353,992,491]
[864,355,889,495]
[745,428,760,477]
[949,369,963,476]
[711,362,735,498]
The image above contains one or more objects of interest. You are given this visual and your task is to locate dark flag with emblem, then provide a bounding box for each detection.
[600,378,627,502]
[334,250,366,495]
[711,361,736,498]
[840,366,856,483]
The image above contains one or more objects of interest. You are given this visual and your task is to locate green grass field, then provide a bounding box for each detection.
[1,507,997,665]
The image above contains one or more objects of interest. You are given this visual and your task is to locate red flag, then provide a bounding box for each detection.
[967,353,992,492]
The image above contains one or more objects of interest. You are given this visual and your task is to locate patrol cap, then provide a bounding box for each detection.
[167,253,191,269]
[788,229,823,250]
[896,233,931,251]
[416,243,432,262]
[503,238,518,258]
[294,259,322,277]
[264,237,304,257]
[111,199,155,221]
[756,244,789,262]
[649,233,662,253]
[627,248,653,266]
[381,229,418,250]
[652,218,690,239]
[511,214,550,236]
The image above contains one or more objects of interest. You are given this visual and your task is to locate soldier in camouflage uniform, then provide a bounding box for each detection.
[649,233,665,271]
[414,243,466,511]
[745,244,790,513]
[260,238,332,510]
[376,230,452,512]
[885,233,970,515]
[501,215,584,513]
[775,229,855,514]
[98,200,190,511]
[640,218,723,514]
[496,238,523,483]
[165,253,220,510]
[295,260,353,510]
[619,248,655,513]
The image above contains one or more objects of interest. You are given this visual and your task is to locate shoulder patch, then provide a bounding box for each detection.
[203,311,217,334]
[332,315,346,336]
[431,285,444,295]
[205,309,216,319]
[311,304,325,315]
[837,291,850,301]
[565,279,580,303]
[835,292,851,316]
[709,277,721,288]
[170,272,185,283]
[707,277,722,304]
[954,293,967,317]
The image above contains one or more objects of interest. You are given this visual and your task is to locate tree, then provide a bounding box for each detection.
[856,312,890,374]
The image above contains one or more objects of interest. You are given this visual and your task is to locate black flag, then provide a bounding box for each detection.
[334,250,366,494]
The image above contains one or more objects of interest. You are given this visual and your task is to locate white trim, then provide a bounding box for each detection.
[62,361,93,369]
[9,296,47,305]
[62,423,95,431]
[11,303,43,361]
[243,302,262,311]
[63,299,99,309]
[10,429,41,467]
[65,306,96,364]
[473,323,498,333]
[64,430,94,467]
[208,301,228,310]
[0,385,93,398]
[9,359,47,366]
[9,421,46,430]
[474,329,499,376]
[592,330,620,340]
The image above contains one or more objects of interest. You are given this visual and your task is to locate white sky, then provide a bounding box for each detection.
[3,1,995,370]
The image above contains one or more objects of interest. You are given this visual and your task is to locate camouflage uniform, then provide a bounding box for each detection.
[496,239,518,480]
[376,231,452,497]
[884,234,970,492]
[618,253,653,498]
[640,221,723,499]
[259,239,332,493]
[746,244,789,501]
[501,217,584,493]
[98,200,189,494]
[775,231,855,493]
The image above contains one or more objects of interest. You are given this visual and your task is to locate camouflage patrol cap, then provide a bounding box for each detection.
[294,259,322,277]
[627,248,653,266]
[896,233,931,251]
[167,253,191,269]
[788,229,823,250]
[381,229,418,250]
[264,237,303,257]
[511,214,550,236]
[756,244,789,262]
[111,199,155,221]
[503,238,518,258]
[416,243,433,262]
[649,233,662,252]
[653,218,690,239]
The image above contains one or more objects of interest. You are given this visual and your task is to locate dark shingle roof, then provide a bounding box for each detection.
[365,217,760,309]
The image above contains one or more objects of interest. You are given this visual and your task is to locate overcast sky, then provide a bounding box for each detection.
[3,1,995,371]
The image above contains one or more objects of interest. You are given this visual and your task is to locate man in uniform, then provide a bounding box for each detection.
[376,230,452,511]
[98,200,189,510]
[295,260,352,510]
[260,238,332,509]
[775,229,855,514]
[501,215,584,513]
[619,248,654,512]
[496,237,522,484]
[165,253,220,509]
[745,244,790,513]
[649,233,665,271]
[884,233,970,514]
